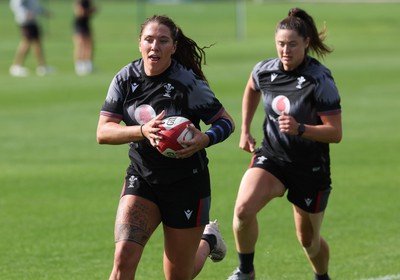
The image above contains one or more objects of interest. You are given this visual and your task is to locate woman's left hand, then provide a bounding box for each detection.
[278,112,299,136]
[175,125,209,159]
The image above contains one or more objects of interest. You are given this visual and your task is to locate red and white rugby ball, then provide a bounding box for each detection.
[156,116,194,158]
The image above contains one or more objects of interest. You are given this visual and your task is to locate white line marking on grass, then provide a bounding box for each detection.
[293,0,400,3]
[358,274,400,280]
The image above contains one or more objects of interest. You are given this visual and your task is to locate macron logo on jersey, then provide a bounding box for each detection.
[131,83,139,93]
[271,73,278,82]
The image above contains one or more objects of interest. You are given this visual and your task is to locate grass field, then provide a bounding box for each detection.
[1,1,399,279]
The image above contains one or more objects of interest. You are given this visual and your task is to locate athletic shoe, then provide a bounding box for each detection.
[75,61,93,76]
[203,219,226,262]
[227,267,255,280]
[9,65,29,77]
[36,66,55,76]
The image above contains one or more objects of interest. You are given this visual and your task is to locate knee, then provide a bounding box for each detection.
[113,243,139,273]
[233,203,256,230]
[113,248,130,269]
[234,203,252,221]
[299,236,321,258]
[296,231,321,258]
[303,243,321,258]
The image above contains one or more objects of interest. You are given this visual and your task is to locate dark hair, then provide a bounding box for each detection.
[276,8,332,58]
[140,15,210,82]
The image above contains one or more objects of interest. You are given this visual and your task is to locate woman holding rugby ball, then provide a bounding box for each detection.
[97,15,234,280]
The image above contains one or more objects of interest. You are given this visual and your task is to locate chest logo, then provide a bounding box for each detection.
[163,83,174,98]
[271,95,290,115]
[134,104,156,125]
[131,83,139,93]
[296,76,306,89]
[271,73,278,82]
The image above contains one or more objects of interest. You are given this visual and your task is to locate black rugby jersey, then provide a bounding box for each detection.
[252,56,341,165]
[100,59,224,184]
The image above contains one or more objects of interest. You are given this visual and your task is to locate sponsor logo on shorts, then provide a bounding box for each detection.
[184,209,193,220]
[305,198,313,207]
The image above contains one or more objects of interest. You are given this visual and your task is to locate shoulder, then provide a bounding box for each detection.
[304,57,334,80]
[169,60,207,86]
[113,59,142,82]
[107,59,142,99]
[170,60,195,78]
[304,57,340,99]
[253,58,280,75]
[251,58,280,86]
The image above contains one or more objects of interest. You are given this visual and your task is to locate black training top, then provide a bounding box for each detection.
[100,59,224,184]
[252,56,341,165]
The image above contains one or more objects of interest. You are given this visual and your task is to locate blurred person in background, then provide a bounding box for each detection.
[228,7,342,280]
[73,0,97,76]
[9,0,54,77]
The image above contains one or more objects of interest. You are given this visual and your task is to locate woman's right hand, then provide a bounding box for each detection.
[239,131,256,153]
[142,111,165,147]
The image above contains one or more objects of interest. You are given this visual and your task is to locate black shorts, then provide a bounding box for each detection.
[74,18,91,36]
[121,168,211,229]
[250,147,332,213]
[21,23,41,40]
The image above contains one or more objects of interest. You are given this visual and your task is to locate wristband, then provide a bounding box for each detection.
[205,118,233,147]
[297,123,305,137]
[140,124,145,138]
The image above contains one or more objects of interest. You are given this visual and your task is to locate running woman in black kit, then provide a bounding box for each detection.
[97,15,235,280]
[228,8,342,280]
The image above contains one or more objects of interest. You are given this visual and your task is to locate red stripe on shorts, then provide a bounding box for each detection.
[196,199,203,226]
[315,190,322,213]
[120,176,127,198]
[249,154,256,168]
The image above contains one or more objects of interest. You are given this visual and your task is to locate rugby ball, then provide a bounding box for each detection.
[156,116,194,158]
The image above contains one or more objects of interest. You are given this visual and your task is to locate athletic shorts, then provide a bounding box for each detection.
[21,23,41,40]
[250,147,332,213]
[121,167,211,229]
[74,19,91,36]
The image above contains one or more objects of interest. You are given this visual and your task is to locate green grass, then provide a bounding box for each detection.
[1,1,399,279]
